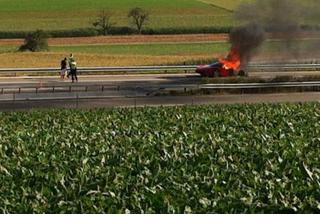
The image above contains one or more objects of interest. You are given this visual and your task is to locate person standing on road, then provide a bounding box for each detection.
[60,57,67,79]
[67,53,78,83]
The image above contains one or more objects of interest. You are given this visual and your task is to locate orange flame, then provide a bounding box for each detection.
[219,48,241,70]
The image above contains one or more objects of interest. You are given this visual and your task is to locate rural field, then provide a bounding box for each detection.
[1,103,320,213]
[0,0,237,32]
[0,36,319,67]
[0,41,228,67]
[0,0,317,32]
[0,0,318,67]
[1,1,320,213]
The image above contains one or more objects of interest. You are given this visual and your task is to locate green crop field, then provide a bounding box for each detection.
[1,39,319,56]
[1,103,320,213]
[0,0,235,32]
[50,42,229,56]
[198,0,249,11]
[0,0,317,33]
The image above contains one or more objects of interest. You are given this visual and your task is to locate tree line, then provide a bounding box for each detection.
[94,7,149,35]
[19,7,149,52]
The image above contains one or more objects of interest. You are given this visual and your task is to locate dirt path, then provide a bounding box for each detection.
[0,34,229,46]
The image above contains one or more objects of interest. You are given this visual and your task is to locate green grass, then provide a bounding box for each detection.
[50,42,229,55]
[0,0,316,33]
[0,42,230,55]
[4,38,319,56]
[0,0,235,32]
[0,0,222,13]
[198,0,250,11]
[1,103,320,213]
[0,45,18,53]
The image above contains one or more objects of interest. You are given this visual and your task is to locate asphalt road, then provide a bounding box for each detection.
[1,70,319,85]
[1,72,320,111]
[0,73,200,101]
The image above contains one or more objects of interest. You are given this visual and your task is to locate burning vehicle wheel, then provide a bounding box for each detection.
[227,69,234,76]
[239,70,247,77]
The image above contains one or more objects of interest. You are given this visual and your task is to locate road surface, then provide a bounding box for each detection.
[1,72,320,111]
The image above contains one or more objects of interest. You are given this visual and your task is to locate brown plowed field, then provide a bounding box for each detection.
[0,34,229,45]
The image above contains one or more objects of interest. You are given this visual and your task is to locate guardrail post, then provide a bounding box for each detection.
[18,88,21,93]
[76,93,79,108]
[36,87,38,93]
[52,86,55,93]
[69,86,72,92]
[85,86,88,92]
[1,88,3,94]
[101,86,104,92]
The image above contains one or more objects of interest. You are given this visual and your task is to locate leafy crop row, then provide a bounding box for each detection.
[0,103,320,213]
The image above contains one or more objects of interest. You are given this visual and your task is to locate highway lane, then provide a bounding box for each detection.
[1,72,320,110]
[0,73,200,85]
[0,73,201,101]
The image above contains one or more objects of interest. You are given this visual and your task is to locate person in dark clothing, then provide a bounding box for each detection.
[67,53,78,82]
[60,57,67,79]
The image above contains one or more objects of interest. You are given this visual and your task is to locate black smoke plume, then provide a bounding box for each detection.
[229,23,265,67]
[235,0,320,62]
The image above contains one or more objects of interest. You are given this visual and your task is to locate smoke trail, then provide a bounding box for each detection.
[235,0,320,62]
[236,0,303,33]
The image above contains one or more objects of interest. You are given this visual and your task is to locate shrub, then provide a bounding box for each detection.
[19,30,49,52]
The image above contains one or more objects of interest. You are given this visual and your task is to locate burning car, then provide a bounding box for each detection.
[196,48,246,77]
[196,23,265,78]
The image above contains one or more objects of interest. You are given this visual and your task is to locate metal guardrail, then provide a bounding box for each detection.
[200,81,320,89]
[0,65,197,73]
[248,63,320,70]
[1,81,320,94]
[1,81,320,102]
[0,64,319,74]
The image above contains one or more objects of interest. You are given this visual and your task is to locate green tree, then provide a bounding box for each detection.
[128,7,149,34]
[19,30,49,52]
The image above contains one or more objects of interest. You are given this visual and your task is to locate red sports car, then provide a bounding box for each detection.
[196,62,245,77]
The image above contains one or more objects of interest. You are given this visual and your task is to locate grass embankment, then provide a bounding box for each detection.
[0,0,234,33]
[1,103,320,213]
